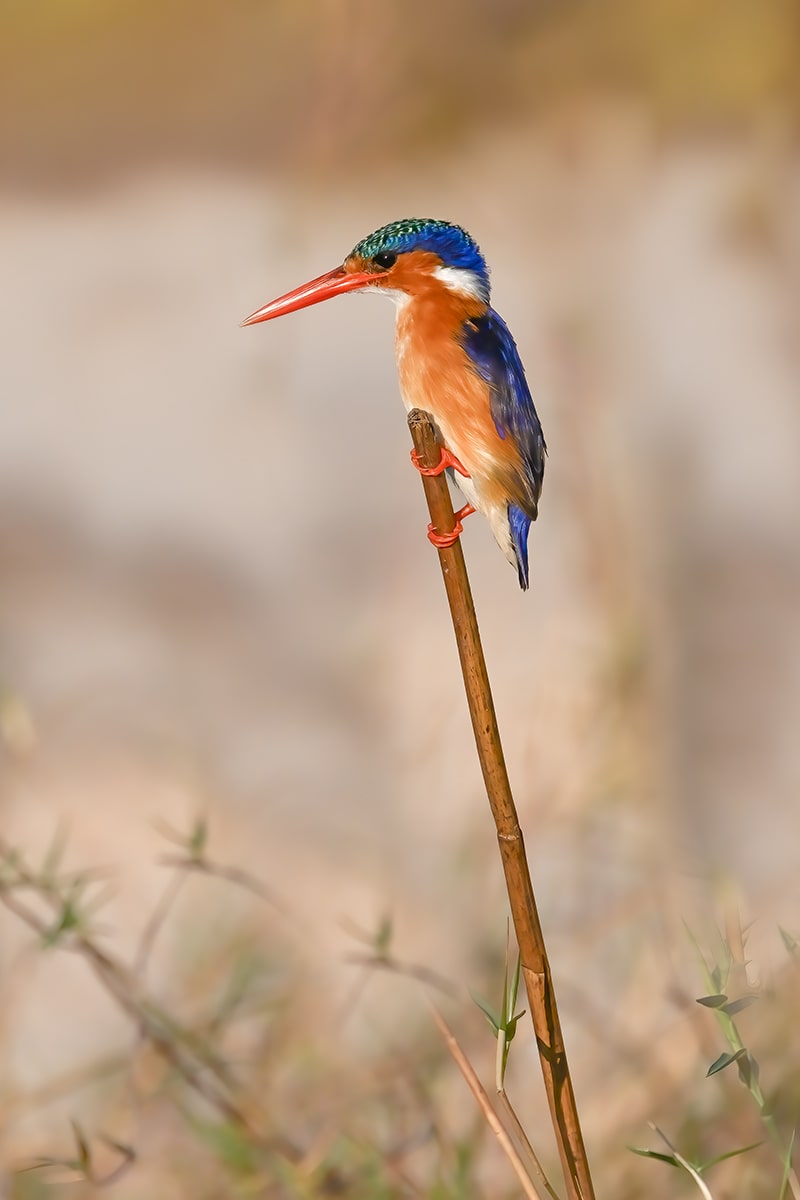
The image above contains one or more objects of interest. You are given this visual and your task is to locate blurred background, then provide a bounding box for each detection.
[1,1,799,1196]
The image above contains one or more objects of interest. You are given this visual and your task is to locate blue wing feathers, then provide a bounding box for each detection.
[460,309,546,587]
[460,308,546,512]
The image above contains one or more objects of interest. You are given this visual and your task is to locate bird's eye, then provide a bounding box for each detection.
[373,252,397,270]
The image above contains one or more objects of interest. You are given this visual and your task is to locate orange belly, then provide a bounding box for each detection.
[396,307,525,516]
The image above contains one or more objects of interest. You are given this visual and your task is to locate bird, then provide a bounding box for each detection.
[241,218,546,589]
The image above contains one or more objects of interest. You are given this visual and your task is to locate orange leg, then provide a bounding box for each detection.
[410,447,470,478]
[427,504,476,548]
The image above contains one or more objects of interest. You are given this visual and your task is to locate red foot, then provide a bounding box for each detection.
[410,447,470,478]
[427,504,476,548]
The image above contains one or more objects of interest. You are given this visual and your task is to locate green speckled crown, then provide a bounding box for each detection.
[352,218,489,292]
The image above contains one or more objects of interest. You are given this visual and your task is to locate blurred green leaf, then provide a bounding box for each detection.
[41,823,69,888]
[721,995,758,1017]
[778,1129,796,1200]
[190,1118,260,1176]
[70,1121,91,1175]
[42,895,82,947]
[779,927,798,958]
[471,992,500,1035]
[374,914,393,957]
[188,816,208,859]
[696,993,728,1008]
[737,1052,758,1089]
[699,1140,762,1169]
[707,1048,747,1077]
[627,1146,681,1167]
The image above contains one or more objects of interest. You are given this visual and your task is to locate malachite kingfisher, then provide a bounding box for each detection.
[241,218,546,589]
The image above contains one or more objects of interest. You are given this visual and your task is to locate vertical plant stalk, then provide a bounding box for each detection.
[407,408,595,1200]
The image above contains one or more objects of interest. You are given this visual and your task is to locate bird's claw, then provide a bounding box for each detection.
[427,504,476,548]
[410,447,470,478]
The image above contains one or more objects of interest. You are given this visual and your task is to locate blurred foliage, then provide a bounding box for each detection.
[0,0,798,183]
[4,824,800,1197]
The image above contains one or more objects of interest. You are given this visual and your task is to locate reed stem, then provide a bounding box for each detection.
[407,408,595,1200]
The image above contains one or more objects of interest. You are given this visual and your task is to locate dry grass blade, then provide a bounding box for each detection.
[497,1091,562,1200]
[649,1123,714,1200]
[429,1003,549,1200]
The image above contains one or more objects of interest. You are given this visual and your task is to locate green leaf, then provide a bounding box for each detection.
[778,1129,796,1200]
[507,953,521,1021]
[779,927,798,958]
[698,1140,762,1170]
[471,993,500,1036]
[696,993,728,1008]
[42,896,82,947]
[70,1120,91,1174]
[188,816,208,859]
[737,1051,758,1088]
[41,823,69,886]
[627,1146,680,1168]
[189,1119,260,1175]
[374,914,393,957]
[707,1048,747,1077]
[501,942,510,1025]
[505,1009,527,1044]
[721,995,758,1017]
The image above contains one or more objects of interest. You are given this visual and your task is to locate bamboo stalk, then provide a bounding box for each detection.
[407,408,596,1200]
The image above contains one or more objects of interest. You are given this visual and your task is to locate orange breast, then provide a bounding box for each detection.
[396,292,526,513]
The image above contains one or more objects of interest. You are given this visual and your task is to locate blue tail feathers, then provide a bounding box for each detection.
[508,504,531,590]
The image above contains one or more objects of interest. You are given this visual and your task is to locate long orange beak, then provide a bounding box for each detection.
[240,265,376,326]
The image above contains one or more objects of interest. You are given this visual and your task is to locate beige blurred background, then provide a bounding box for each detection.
[1,2,799,1195]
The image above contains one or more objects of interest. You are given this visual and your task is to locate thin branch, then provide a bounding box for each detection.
[497,1089,562,1200]
[157,854,288,916]
[649,1123,714,1200]
[135,869,188,977]
[0,856,300,1165]
[344,952,459,998]
[408,409,595,1200]
[429,1003,546,1200]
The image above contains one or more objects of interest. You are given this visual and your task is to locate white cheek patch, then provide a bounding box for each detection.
[432,265,488,302]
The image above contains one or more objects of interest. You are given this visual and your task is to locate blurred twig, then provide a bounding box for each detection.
[20,1120,136,1189]
[429,1002,547,1200]
[0,835,301,1171]
[341,912,458,1004]
[154,814,288,915]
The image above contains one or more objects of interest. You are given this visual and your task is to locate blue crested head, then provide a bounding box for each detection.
[351,218,490,301]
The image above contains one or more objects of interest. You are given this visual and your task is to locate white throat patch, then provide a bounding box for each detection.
[364,286,411,312]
